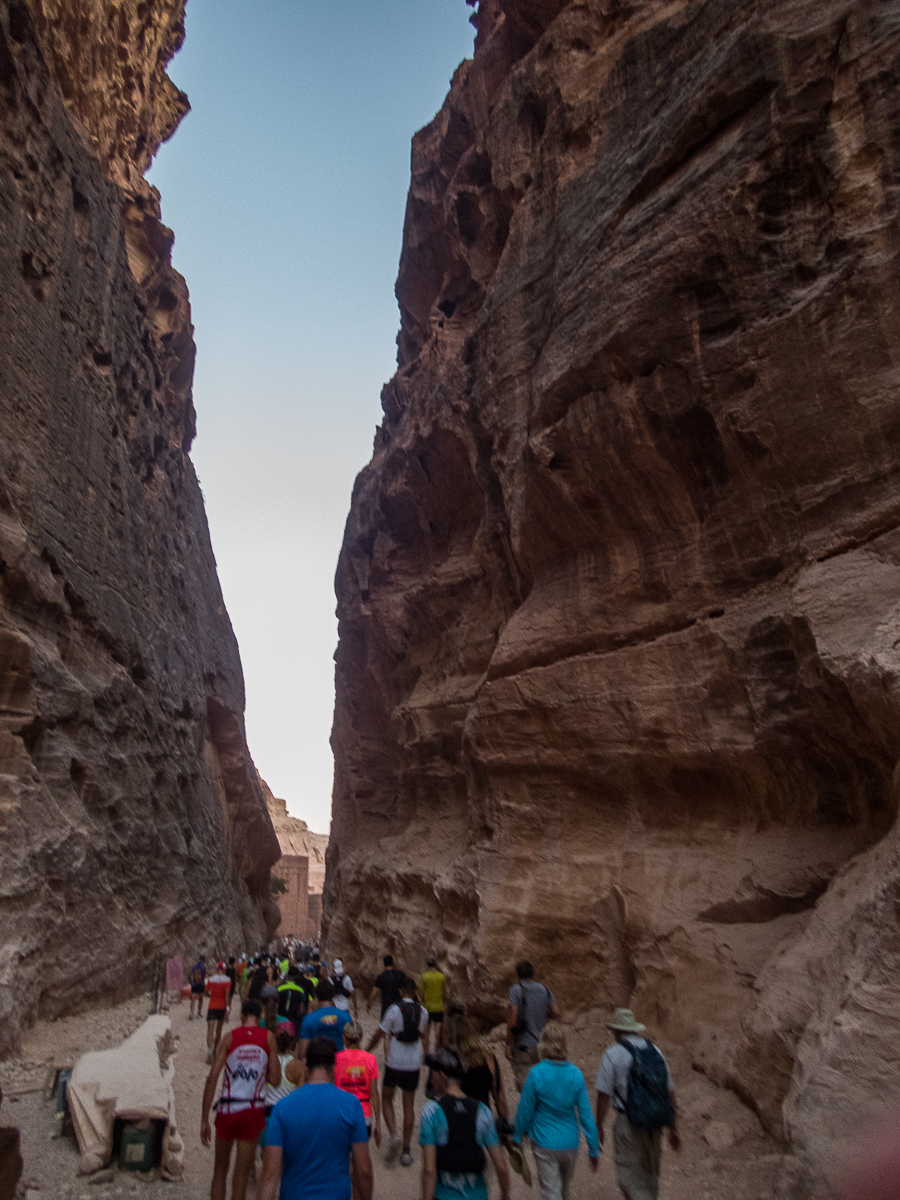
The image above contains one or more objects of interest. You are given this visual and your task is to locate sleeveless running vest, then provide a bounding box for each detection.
[436,1096,486,1175]
[218,1026,269,1113]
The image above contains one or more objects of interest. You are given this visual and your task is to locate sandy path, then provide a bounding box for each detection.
[1,994,784,1199]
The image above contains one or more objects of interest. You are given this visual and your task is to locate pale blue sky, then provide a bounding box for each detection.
[149,1,476,831]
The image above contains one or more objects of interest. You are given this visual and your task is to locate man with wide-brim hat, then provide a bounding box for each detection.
[594,1009,679,1200]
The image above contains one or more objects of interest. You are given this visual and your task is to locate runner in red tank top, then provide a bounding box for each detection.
[201,999,280,1200]
[206,962,233,1064]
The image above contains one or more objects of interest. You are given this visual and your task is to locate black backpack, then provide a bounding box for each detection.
[330,974,350,999]
[436,1096,486,1174]
[395,1000,422,1043]
[619,1041,675,1130]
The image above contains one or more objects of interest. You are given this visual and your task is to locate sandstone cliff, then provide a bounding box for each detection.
[0,0,279,1056]
[326,1,900,1193]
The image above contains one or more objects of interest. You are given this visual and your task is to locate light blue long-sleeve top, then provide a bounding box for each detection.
[512,1058,600,1156]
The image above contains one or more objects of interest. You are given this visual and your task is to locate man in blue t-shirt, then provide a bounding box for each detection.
[299,980,354,1056]
[258,1037,372,1200]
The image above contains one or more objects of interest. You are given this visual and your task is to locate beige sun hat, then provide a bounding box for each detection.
[507,1143,533,1188]
[607,1008,646,1034]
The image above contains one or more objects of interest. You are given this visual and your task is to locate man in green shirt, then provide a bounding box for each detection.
[419,956,448,1052]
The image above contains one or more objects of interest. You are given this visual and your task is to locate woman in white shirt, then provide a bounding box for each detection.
[259,1026,304,1148]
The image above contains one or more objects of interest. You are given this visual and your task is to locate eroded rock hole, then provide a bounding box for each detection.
[520,93,548,141]
[455,193,482,245]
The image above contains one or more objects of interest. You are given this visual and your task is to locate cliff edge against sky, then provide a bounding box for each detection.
[327,2,900,1193]
[0,0,279,1055]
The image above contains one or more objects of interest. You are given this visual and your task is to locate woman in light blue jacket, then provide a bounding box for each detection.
[512,1024,600,1200]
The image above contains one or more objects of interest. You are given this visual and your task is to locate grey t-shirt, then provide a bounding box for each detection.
[507,980,555,1048]
[595,1037,672,1110]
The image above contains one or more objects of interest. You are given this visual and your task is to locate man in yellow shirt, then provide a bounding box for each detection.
[419,956,448,1052]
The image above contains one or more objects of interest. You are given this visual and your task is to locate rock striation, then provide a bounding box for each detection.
[0,0,279,1057]
[327,1,900,1193]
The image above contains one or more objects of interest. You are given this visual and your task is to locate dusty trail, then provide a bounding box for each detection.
[1,993,783,1199]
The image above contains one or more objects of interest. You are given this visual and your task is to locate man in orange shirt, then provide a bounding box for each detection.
[206,961,233,1063]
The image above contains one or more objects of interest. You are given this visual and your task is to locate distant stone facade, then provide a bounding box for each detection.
[274,853,310,941]
[260,776,328,940]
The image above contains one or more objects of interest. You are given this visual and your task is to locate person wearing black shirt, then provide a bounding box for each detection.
[368,955,407,1018]
[278,967,310,1026]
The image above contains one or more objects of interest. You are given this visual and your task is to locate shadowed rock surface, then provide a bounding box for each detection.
[0,0,279,1057]
[326,1,900,1193]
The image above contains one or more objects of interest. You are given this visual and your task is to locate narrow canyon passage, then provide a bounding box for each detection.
[4,2,900,1199]
[2,992,782,1200]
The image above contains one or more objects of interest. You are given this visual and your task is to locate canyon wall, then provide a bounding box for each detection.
[0,0,279,1056]
[326,0,900,1193]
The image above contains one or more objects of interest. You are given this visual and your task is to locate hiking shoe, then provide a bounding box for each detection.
[400,1149,413,1167]
[385,1136,402,1165]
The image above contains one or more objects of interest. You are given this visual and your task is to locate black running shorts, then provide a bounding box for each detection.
[383,1067,420,1092]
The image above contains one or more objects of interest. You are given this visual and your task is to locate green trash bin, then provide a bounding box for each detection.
[118,1120,157,1172]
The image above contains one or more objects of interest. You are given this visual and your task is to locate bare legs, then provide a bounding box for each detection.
[381,1084,415,1156]
[232,1139,258,1200]
[381,1086,397,1141]
[210,1137,258,1200]
[206,1017,225,1059]
[401,1089,415,1150]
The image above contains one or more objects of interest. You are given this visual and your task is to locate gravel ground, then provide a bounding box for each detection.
[1,995,787,1199]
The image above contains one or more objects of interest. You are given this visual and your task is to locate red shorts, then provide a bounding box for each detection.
[215,1107,266,1141]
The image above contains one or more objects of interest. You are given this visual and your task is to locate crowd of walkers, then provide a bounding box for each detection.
[193,947,679,1200]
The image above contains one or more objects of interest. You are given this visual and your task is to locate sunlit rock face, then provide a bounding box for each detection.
[0,1,279,1056]
[327,0,900,1192]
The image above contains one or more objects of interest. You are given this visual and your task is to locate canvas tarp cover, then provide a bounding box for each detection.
[68,1014,184,1178]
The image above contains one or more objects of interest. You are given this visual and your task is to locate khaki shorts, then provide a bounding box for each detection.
[613,1111,662,1200]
